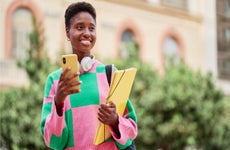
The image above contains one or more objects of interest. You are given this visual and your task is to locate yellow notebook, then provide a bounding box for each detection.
[94,67,137,145]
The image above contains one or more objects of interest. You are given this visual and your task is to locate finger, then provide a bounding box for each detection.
[57,81,68,96]
[108,101,114,105]
[67,71,80,80]
[98,111,104,120]
[100,104,113,115]
[98,113,111,125]
[61,69,79,84]
[67,80,82,88]
[98,114,116,125]
[100,109,114,122]
[98,116,106,124]
[63,73,80,87]
[64,83,82,95]
[98,111,108,123]
[68,89,81,95]
[99,107,110,117]
[108,101,116,109]
[63,75,74,85]
[61,71,80,86]
[103,103,117,115]
[100,103,112,110]
[60,67,71,81]
[59,81,70,92]
[57,81,80,98]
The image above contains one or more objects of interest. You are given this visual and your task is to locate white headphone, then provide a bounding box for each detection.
[80,56,95,72]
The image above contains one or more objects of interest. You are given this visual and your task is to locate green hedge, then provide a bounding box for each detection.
[0,19,54,150]
[135,63,230,150]
[114,42,230,150]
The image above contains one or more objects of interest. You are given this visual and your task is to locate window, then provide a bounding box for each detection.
[121,29,134,42]
[225,0,230,18]
[163,37,181,66]
[11,8,33,60]
[224,27,230,42]
[217,0,230,80]
[218,58,230,79]
[120,29,137,59]
[161,0,187,10]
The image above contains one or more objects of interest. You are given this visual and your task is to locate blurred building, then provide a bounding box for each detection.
[216,0,230,96]
[0,0,229,96]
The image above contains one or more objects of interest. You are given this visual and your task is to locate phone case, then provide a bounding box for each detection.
[61,54,80,90]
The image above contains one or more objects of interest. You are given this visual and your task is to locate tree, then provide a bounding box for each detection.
[114,41,230,150]
[0,19,57,150]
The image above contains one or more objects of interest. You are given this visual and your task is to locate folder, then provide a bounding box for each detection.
[94,67,137,145]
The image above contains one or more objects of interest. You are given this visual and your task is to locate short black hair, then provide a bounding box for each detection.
[65,1,96,30]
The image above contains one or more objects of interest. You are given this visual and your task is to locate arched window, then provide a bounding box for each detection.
[11,8,33,60]
[121,29,134,42]
[163,36,181,66]
[120,29,137,59]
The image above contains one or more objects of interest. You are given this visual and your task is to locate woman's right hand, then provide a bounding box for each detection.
[55,67,82,105]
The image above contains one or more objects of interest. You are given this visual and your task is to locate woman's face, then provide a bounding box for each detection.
[67,12,96,57]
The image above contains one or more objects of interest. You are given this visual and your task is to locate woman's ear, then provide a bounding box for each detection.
[66,28,70,40]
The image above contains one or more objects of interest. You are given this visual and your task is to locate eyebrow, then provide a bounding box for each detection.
[74,22,96,26]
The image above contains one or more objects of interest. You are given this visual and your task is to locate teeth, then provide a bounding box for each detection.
[81,40,90,46]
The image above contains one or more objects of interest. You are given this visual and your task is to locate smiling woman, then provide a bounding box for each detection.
[40,1,137,150]
[66,11,96,60]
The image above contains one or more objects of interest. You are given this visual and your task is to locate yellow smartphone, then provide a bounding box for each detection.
[61,54,80,90]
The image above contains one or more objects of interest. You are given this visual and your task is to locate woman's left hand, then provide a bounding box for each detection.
[98,101,118,127]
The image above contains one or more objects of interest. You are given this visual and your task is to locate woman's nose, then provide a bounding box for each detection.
[83,28,90,37]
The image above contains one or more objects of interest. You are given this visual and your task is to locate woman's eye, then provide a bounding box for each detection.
[89,26,95,31]
[77,25,83,30]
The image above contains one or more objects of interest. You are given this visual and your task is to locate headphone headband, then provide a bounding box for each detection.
[80,56,95,72]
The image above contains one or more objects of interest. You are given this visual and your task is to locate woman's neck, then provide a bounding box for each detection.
[74,52,91,62]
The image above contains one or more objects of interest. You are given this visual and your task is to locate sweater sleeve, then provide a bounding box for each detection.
[110,99,138,149]
[40,73,69,149]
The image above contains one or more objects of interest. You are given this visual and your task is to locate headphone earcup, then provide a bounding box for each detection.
[81,56,95,72]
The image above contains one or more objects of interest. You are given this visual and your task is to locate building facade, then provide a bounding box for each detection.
[0,0,229,96]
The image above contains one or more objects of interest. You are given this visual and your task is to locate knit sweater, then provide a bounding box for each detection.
[40,60,138,150]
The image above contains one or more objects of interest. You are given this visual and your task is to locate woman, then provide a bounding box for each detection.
[40,2,137,149]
